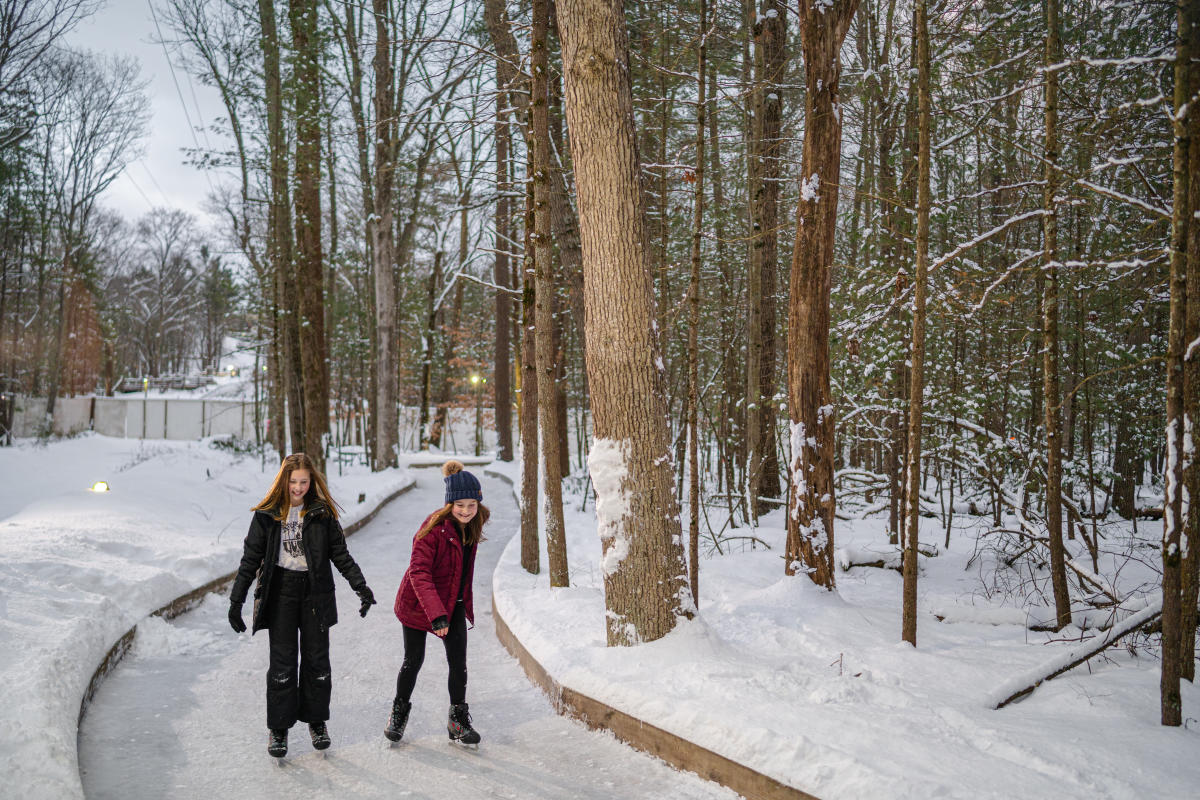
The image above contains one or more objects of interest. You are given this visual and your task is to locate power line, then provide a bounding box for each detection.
[146,0,218,199]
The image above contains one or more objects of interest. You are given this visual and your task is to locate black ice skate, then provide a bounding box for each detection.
[447,702,481,747]
[309,721,331,752]
[267,728,288,760]
[384,699,412,744]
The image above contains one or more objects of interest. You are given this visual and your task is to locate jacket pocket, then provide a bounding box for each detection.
[308,590,337,630]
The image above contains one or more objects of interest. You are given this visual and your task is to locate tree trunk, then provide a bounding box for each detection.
[1042,0,1071,630]
[258,0,297,457]
[557,0,694,644]
[371,0,398,469]
[532,0,569,587]
[901,0,929,645]
[744,0,765,524]
[419,251,442,450]
[1179,0,1200,684]
[755,0,786,513]
[687,0,708,605]
[785,0,858,587]
[288,0,328,469]
[520,173,541,576]
[1161,0,1194,727]
[494,61,514,462]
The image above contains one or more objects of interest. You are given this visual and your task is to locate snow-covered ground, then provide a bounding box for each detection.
[489,459,1200,799]
[6,435,1200,799]
[0,435,412,798]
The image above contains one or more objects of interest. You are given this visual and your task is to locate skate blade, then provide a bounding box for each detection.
[449,739,480,751]
[274,756,286,766]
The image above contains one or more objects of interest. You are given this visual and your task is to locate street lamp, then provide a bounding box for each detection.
[470,374,483,456]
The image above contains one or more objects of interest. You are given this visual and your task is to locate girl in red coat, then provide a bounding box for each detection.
[386,460,486,745]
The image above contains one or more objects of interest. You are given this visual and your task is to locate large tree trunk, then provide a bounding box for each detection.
[531,0,569,587]
[1162,0,1195,727]
[785,0,858,587]
[1179,0,1200,685]
[557,0,694,644]
[1042,0,1072,630]
[371,0,398,469]
[258,0,297,457]
[901,0,929,646]
[288,0,328,469]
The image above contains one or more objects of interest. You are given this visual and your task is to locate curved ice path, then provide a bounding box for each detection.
[78,473,738,799]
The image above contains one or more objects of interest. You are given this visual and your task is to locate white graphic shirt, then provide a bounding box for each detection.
[277,505,308,571]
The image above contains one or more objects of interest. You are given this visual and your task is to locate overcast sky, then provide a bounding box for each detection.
[66,0,226,225]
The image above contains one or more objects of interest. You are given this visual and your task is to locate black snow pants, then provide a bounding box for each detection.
[395,600,468,705]
[266,567,331,730]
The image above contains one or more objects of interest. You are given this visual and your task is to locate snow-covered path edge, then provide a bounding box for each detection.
[484,467,814,800]
[73,478,416,789]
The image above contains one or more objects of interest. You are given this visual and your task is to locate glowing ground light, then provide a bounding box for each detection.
[90,481,110,493]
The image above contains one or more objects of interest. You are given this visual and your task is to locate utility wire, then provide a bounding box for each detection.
[147,0,218,199]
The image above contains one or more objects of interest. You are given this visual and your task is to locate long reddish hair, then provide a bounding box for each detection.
[417,502,489,547]
[253,452,341,520]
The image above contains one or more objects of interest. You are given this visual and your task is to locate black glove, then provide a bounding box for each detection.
[357,586,376,618]
[431,615,449,633]
[228,601,246,633]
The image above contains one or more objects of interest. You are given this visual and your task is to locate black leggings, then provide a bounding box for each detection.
[395,601,468,705]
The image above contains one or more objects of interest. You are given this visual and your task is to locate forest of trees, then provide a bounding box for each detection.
[1,0,1195,721]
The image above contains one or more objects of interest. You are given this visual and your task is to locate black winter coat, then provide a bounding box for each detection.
[229,501,369,634]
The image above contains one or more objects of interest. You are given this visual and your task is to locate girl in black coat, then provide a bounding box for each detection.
[228,452,376,758]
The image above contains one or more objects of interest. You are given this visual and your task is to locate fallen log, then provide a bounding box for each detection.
[989,597,1163,709]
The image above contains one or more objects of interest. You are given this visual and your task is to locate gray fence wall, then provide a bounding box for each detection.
[5,395,504,454]
[8,396,259,440]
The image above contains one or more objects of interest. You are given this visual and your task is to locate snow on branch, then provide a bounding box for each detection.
[1074,179,1170,219]
[988,596,1163,709]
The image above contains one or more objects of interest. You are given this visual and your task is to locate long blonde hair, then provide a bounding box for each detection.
[253,452,342,520]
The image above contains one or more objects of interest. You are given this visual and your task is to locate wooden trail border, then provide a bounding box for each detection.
[485,466,818,800]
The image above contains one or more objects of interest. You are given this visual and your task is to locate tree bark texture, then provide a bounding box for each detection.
[687,0,707,604]
[1042,0,1072,630]
[532,0,569,587]
[557,0,694,645]
[901,0,929,645]
[1179,0,1200,684]
[371,0,398,469]
[1161,0,1194,727]
[494,62,514,462]
[288,0,328,469]
[257,0,300,457]
[751,0,786,515]
[785,0,858,588]
[520,174,541,576]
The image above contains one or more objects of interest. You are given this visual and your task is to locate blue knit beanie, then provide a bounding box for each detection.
[443,460,482,504]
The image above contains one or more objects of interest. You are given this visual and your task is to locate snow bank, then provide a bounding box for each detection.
[489,460,1200,799]
[0,435,411,800]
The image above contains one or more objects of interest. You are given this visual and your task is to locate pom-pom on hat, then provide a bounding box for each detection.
[443,459,482,504]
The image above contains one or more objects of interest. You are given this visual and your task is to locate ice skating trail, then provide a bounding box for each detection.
[78,472,740,800]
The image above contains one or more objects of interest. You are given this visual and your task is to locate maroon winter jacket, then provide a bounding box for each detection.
[394,514,476,631]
